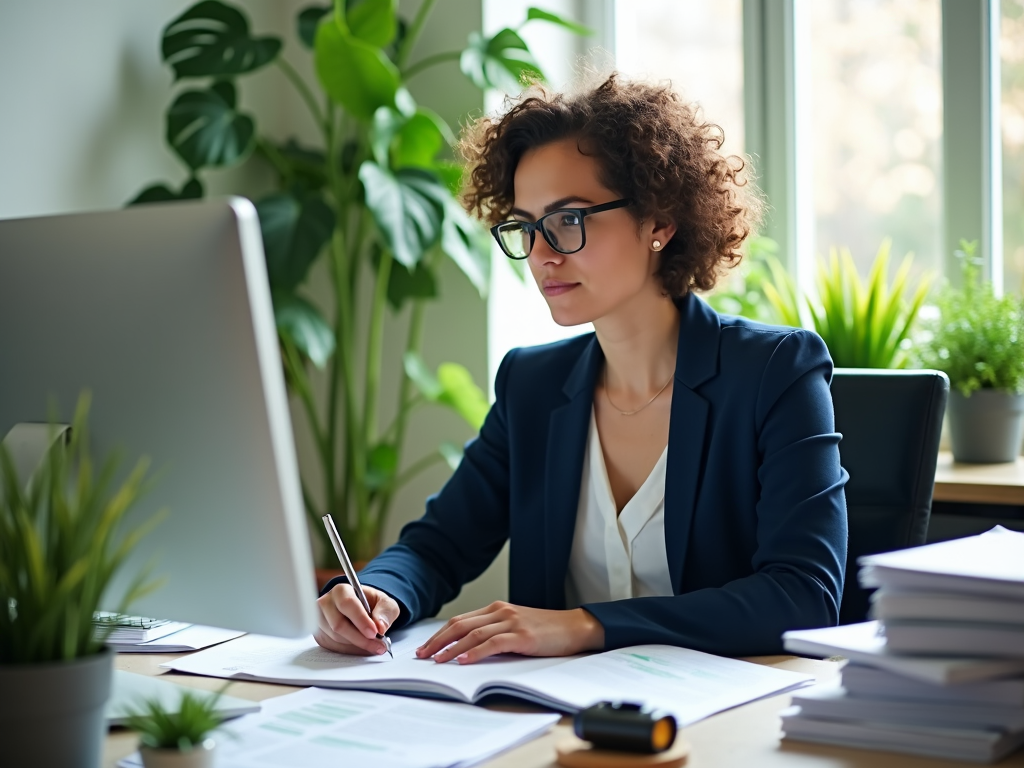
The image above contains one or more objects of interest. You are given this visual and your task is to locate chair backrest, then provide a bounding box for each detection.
[830,369,949,624]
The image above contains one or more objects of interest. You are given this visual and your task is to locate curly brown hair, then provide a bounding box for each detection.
[459,73,763,295]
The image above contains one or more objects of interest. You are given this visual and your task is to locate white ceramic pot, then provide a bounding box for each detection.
[140,739,216,768]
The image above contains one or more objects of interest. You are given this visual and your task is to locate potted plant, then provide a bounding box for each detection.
[761,238,932,368]
[125,686,230,768]
[131,0,590,568]
[918,241,1024,463]
[0,394,161,768]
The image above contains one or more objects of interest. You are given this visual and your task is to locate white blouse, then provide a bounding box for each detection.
[565,408,675,607]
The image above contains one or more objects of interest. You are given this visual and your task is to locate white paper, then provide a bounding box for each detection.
[859,526,1024,598]
[166,621,812,726]
[783,621,1024,685]
[165,620,574,702]
[495,644,814,726]
[110,624,245,653]
[117,687,560,768]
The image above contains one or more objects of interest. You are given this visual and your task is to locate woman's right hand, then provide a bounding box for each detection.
[314,583,401,656]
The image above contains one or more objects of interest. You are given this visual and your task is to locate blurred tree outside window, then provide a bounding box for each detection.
[1003,0,1024,295]
[808,0,943,282]
[615,0,745,155]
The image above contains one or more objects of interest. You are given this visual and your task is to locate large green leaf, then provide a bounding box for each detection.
[525,8,593,36]
[387,260,438,310]
[256,192,335,292]
[437,364,489,430]
[365,443,397,490]
[348,0,397,47]
[128,178,204,206]
[402,170,490,296]
[460,28,544,93]
[315,18,400,120]
[260,138,328,191]
[359,162,442,268]
[166,81,255,170]
[297,4,331,48]
[370,106,452,169]
[274,292,335,368]
[403,352,443,399]
[162,0,281,80]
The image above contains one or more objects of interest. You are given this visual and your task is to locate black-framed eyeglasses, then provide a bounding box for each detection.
[490,198,633,260]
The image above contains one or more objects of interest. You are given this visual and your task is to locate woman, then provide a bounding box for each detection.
[316,74,848,663]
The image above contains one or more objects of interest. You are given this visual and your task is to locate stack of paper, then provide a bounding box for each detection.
[93,613,190,644]
[93,613,246,653]
[781,527,1024,763]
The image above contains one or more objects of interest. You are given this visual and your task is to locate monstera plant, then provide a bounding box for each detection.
[131,0,589,563]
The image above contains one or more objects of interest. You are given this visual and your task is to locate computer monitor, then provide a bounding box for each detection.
[0,198,318,637]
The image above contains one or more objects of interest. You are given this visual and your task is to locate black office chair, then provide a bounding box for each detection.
[830,369,949,624]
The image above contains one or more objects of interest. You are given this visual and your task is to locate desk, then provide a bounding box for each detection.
[933,451,1024,506]
[103,652,1024,768]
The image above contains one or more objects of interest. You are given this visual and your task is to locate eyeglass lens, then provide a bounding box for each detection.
[499,211,584,258]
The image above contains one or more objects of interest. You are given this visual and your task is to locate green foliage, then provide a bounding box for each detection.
[705,236,784,323]
[917,241,1024,396]
[125,686,228,752]
[0,394,162,664]
[130,0,585,562]
[762,239,932,368]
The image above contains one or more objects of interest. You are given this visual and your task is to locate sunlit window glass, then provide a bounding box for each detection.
[615,0,745,156]
[808,0,943,278]
[1003,0,1024,294]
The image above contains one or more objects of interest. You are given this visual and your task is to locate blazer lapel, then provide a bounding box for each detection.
[665,293,721,591]
[543,334,603,608]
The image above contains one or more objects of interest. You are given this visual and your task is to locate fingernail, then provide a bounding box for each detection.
[376,645,386,655]
[456,654,468,664]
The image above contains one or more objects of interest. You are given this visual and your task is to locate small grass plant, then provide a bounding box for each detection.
[916,241,1024,396]
[0,393,162,664]
[763,239,932,368]
[126,685,231,752]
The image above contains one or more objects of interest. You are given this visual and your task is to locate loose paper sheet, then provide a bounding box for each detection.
[118,687,560,768]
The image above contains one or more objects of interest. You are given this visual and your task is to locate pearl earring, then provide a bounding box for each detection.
[652,240,662,250]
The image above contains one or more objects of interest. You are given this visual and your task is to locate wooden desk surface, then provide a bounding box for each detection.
[104,652,1024,768]
[933,450,1024,505]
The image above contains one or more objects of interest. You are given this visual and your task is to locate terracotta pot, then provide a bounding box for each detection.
[140,739,216,768]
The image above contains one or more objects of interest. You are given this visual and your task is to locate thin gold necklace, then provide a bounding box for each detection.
[604,367,674,416]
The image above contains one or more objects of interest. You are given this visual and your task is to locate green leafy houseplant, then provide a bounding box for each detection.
[918,241,1024,397]
[762,239,932,368]
[126,686,229,763]
[0,394,161,664]
[132,0,588,563]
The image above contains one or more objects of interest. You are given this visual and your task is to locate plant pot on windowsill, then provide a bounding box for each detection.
[140,739,216,768]
[947,389,1024,463]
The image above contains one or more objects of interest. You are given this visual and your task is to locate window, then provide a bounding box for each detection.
[1003,0,1024,294]
[615,0,745,155]
[808,0,943,277]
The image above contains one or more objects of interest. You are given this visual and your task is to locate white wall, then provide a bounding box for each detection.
[0,0,501,618]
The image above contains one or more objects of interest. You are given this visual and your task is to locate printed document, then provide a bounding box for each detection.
[165,620,813,727]
[118,687,559,768]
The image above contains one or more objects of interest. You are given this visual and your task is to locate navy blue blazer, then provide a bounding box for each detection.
[328,292,849,656]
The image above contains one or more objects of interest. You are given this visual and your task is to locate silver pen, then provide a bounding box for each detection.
[322,514,393,659]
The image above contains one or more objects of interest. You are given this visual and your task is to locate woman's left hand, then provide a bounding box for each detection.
[415,601,605,664]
